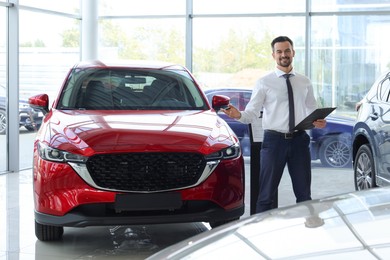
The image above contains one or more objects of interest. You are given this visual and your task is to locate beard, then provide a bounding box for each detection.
[277,57,292,68]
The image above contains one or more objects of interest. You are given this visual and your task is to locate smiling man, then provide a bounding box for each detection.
[222,36,326,213]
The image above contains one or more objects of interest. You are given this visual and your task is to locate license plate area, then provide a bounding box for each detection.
[115,193,182,211]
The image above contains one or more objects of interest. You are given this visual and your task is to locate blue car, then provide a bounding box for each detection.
[353,70,390,190]
[205,88,355,168]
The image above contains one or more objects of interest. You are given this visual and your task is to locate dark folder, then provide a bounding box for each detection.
[293,107,337,131]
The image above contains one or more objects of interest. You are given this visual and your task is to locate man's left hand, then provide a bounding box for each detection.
[313,119,326,129]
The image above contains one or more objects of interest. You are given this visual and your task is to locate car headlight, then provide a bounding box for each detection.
[37,142,88,163]
[204,143,241,160]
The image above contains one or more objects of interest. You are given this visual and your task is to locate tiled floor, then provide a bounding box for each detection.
[0,170,212,260]
[0,161,354,259]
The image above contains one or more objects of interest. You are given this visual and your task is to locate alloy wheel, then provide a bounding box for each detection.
[320,136,351,168]
[354,144,376,190]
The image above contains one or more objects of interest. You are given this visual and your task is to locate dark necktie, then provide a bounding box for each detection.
[283,74,295,132]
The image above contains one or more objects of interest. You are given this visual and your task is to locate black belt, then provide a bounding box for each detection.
[265,130,305,139]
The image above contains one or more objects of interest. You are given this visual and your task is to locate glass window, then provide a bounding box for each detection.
[310,15,390,115]
[193,17,306,90]
[5,0,390,171]
[99,0,185,16]
[194,0,305,14]
[19,10,80,101]
[311,0,390,12]
[98,18,185,65]
[19,10,80,170]
[19,0,80,14]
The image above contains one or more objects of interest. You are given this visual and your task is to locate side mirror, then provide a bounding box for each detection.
[29,94,49,114]
[211,95,230,111]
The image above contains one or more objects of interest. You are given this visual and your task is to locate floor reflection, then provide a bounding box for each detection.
[34,223,208,259]
[0,170,209,260]
[1,160,355,259]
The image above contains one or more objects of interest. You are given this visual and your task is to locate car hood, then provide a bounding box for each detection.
[42,109,235,155]
[147,187,390,259]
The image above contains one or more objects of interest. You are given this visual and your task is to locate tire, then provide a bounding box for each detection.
[319,136,352,168]
[209,218,239,229]
[354,144,377,191]
[0,110,6,135]
[35,221,64,241]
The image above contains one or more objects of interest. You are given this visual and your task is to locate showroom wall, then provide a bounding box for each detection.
[1,0,390,172]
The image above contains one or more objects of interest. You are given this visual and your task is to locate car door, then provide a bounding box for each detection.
[373,74,390,184]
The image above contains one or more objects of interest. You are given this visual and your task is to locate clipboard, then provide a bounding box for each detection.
[293,107,336,131]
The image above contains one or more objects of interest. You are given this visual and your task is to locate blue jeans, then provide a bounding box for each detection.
[256,130,312,213]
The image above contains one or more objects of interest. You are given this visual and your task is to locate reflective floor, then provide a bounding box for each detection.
[0,170,212,259]
[0,161,354,259]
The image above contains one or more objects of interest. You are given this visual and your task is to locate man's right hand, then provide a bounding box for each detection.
[221,104,241,119]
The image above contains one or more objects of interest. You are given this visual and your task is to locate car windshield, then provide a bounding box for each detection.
[57,67,208,110]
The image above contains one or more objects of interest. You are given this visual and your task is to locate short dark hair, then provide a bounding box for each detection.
[271,36,294,51]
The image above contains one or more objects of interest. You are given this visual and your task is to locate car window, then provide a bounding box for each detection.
[241,91,252,109]
[367,71,390,102]
[378,75,390,102]
[57,68,208,110]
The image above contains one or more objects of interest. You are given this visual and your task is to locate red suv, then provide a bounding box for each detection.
[29,60,245,241]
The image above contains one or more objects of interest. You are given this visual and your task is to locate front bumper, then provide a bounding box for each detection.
[33,154,245,227]
[35,202,244,227]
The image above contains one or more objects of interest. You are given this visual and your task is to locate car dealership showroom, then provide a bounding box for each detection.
[2,0,390,259]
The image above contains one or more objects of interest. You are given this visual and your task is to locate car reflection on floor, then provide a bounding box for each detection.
[34,223,209,259]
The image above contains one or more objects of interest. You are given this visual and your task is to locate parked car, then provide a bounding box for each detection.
[353,70,390,190]
[204,88,354,168]
[0,85,42,134]
[310,114,354,168]
[29,60,245,241]
[147,186,390,259]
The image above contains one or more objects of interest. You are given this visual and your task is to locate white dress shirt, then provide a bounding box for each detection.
[239,68,317,133]
[249,116,264,142]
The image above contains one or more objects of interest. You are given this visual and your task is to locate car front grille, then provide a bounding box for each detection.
[86,152,206,192]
